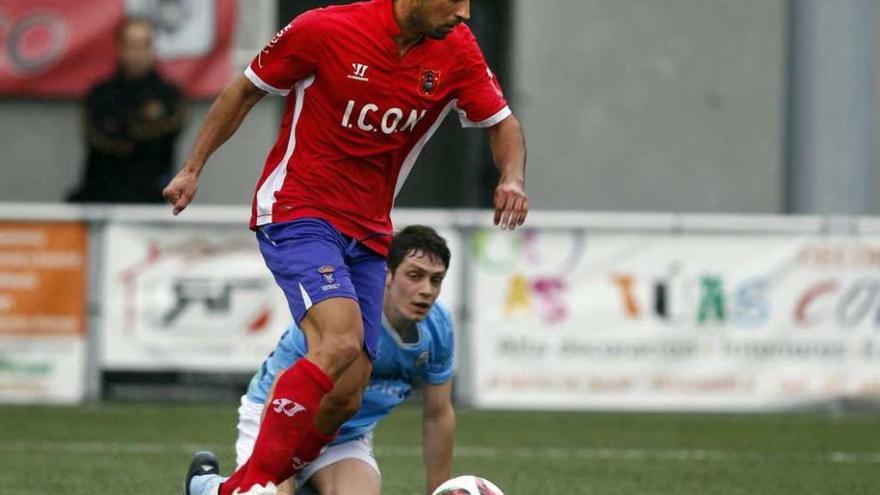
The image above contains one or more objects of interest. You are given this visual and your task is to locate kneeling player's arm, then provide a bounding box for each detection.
[181,75,266,176]
[422,381,456,495]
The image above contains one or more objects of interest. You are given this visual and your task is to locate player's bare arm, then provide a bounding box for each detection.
[487,114,529,230]
[422,380,455,494]
[162,74,266,215]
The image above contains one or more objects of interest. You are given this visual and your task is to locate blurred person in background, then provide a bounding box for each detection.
[67,18,185,204]
[187,225,456,495]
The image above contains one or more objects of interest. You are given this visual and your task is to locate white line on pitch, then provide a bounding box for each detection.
[384,446,880,464]
[1,441,879,465]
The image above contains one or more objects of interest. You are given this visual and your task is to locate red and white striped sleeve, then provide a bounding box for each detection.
[453,28,511,128]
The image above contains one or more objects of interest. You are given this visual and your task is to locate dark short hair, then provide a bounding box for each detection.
[387,225,451,273]
[115,17,154,45]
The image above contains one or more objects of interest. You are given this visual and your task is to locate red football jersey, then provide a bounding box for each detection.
[244,0,510,255]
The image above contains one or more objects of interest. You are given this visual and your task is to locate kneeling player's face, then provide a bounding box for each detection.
[416,0,470,39]
[387,250,447,322]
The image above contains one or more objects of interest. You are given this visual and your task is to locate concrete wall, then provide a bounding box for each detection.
[513,0,787,213]
[1,100,83,202]
[0,99,279,205]
[0,0,810,213]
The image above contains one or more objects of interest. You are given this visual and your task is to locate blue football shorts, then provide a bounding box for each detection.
[256,217,386,361]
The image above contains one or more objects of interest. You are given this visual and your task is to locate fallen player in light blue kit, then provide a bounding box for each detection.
[187,225,456,495]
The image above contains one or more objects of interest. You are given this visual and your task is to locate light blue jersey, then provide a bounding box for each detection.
[246,302,455,445]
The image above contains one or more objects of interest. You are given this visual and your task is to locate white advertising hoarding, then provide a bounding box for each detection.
[0,338,86,403]
[0,221,88,403]
[469,229,880,411]
[101,223,290,371]
[100,220,461,372]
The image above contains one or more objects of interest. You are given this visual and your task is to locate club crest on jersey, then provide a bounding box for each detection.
[418,68,441,97]
[318,265,336,285]
[415,351,429,368]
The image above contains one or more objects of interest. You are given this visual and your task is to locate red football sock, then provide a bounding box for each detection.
[221,458,250,493]
[223,420,338,491]
[220,358,333,495]
[292,426,338,472]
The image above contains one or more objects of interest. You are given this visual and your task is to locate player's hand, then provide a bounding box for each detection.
[493,179,529,230]
[162,169,199,216]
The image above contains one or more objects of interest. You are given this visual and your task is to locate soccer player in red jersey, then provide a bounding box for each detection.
[167,1,528,494]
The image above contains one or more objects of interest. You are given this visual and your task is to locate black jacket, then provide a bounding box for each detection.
[68,69,185,203]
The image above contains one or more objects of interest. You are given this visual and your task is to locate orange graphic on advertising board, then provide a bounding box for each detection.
[0,222,88,336]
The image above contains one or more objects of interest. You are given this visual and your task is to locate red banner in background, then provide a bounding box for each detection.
[142,0,237,98]
[0,1,122,96]
[0,0,236,98]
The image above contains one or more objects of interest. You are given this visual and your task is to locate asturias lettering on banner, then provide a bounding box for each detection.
[470,230,880,411]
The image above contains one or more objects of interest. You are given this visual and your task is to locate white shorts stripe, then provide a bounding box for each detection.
[298,283,313,311]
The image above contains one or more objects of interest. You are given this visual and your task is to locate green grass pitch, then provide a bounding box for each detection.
[1,403,878,494]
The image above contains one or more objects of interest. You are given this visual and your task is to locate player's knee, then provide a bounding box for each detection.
[318,333,363,368]
[305,305,364,373]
